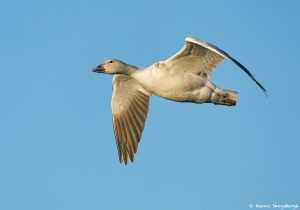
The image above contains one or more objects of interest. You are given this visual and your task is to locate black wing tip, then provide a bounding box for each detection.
[120,158,134,165]
[203,40,268,97]
[249,74,267,97]
[246,73,268,97]
[219,48,267,97]
[120,157,128,165]
[260,85,268,97]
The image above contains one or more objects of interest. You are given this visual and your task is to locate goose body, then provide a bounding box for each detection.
[92,37,266,164]
[131,65,218,103]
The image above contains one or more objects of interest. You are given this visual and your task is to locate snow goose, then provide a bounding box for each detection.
[92,37,266,164]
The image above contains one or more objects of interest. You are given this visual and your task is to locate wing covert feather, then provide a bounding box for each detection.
[161,37,266,95]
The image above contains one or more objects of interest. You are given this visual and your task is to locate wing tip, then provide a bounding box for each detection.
[120,156,134,165]
[261,86,268,97]
[185,36,268,97]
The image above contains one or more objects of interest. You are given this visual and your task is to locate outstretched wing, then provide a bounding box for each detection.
[161,37,266,95]
[111,75,151,164]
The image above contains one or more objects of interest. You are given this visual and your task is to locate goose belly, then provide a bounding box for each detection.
[137,71,207,102]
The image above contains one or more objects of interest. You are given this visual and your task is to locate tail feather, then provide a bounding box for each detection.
[223,89,239,95]
[213,89,237,106]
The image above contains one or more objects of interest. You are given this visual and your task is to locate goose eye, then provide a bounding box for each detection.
[109,61,113,63]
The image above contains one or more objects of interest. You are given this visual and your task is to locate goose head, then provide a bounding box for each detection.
[92,59,126,75]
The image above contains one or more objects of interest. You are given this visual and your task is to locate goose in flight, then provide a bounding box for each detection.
[92,37,266,164]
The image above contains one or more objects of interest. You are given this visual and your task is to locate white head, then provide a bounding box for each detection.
[92,59,126,74]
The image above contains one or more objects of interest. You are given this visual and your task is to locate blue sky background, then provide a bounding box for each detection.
[0,1,299,210]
